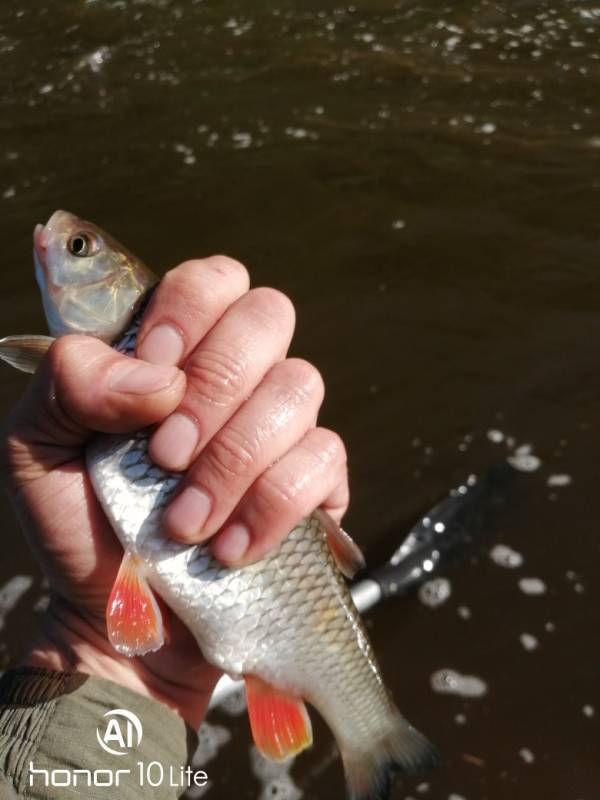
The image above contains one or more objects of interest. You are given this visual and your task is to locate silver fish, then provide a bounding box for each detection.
[0,210,437,800]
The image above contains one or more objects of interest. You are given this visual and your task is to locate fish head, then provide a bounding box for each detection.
[33,210,157,342]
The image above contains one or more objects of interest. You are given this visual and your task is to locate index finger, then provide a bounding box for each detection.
[136,256,250,366]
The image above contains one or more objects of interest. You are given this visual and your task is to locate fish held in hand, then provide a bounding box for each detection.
[0,210,438,799]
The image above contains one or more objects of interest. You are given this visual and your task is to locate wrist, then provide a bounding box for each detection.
[20,598,218,728]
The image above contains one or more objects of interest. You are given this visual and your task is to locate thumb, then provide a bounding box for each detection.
[2,334,185,465]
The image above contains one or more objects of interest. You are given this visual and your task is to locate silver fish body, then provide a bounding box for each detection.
[86,309,436,795]
[88,430,390,745]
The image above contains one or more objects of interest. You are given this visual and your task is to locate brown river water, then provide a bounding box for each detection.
[1,1,599,798]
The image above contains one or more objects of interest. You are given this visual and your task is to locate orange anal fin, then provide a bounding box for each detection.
[315,507,366,579]
[244,675,312,762]
[106,551,165,657]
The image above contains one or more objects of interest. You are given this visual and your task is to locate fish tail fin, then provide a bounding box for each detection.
[341,712,438,800]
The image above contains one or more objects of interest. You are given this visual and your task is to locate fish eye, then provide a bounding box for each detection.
[68,232,96,257]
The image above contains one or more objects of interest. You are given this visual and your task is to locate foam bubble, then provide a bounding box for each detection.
[546,474,572,487]
[192,722,231,766]
[507,451,542,472]
[219,685,247,716]
[489,544,524,569]
[430,669,488,698]
[419,578,452,608]
[520,633,539,651]
[519,577,546,595]
[250,746,302,800]
[519,748,535,763]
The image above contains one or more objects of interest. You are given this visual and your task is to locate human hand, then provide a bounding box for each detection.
[1,256,349,727]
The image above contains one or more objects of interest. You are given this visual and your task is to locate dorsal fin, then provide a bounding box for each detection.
[314,508,366,579]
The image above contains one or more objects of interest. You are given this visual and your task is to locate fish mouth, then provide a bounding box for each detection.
[33,222,49,286]
[33,222,47,263]
[33,210,73,279]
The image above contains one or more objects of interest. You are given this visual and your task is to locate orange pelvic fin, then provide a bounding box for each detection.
[106,550,165,657]
[244,675,313,761]
[315,507,366,578]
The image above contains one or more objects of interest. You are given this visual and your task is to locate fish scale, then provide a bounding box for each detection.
[87,395,396,743]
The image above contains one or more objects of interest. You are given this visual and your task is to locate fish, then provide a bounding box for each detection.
[0,210,437,799]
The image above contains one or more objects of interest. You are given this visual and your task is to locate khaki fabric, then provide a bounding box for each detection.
[0,667,198,800]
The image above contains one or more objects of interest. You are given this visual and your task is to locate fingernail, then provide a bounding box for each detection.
[109,360,179,394]
[151,412,199,470]
[212,523,250,563]
[138,324,184,366]
[165,486,212,540]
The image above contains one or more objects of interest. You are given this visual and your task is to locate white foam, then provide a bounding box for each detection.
[192,722,231,766]
[219,685,247,716]
[582,704,595,718]
[419,578,452,608]
[520,633,539,651]
[546,474,572,487]
[430,669,488,698]
[518,577,546,595]
[489,544,524,569]
[250,746,302,800]
[507,452,541,472]
[519,748,535,763]
[486,429,505,443]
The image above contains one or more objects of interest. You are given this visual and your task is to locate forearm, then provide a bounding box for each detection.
[18,599,217,729]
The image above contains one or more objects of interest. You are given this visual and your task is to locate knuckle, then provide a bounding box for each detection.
[47,336,96,389]
[185,348,246,406]
[256,468,300,512]
[280,358,324,398]
[46,335,77,374]
[202,255,250,287]
[161,263,209,304]
[308,427,347,467]
[151,258,250,329]
[206,427,258,481]
[246,287,296,331]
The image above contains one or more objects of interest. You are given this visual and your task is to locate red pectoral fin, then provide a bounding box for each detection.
[314,507,366,579]
[106,551,165,657]
[244,675,313,762]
